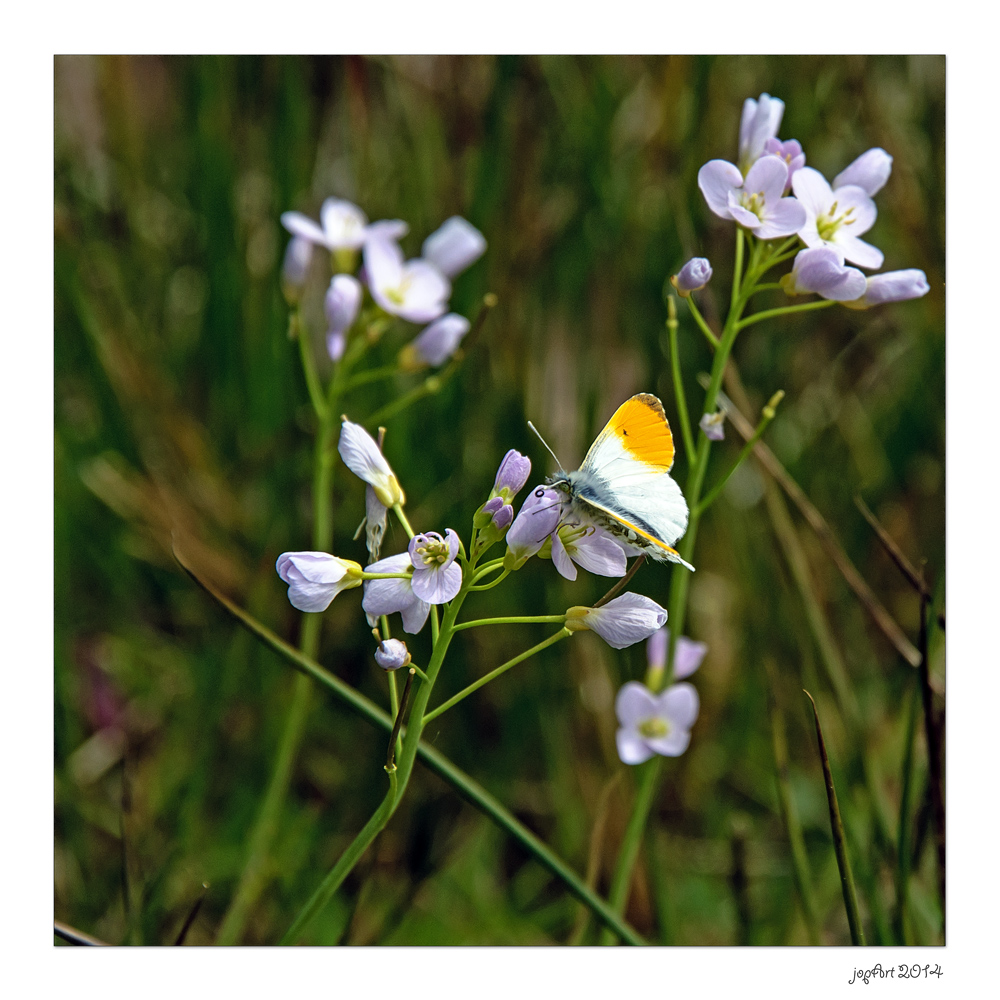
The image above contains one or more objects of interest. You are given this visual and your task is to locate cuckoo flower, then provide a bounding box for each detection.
[338,418,405,507]
[364,237,450,324]
[646,626,708,681]
[422,216,487,278]
[699,155,806,240]
[362,552,429,634]
[792,167,883,269]
[781,247,867,301]
[400,313,470,370]
[282,198,407,252]
[276,551,363,613]
[549,523,626,582]
[763,137,805,193]
[844,269,930,310]
[670,257,713,297]
[408,530,462,604]
[833,148,893,197]
[504,485,564,569]
[615,681,700,764]
[492,449,532,500]
[738,93,785,173]
[565,593,667,649]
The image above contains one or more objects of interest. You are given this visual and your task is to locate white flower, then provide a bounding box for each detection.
[362,552,429,634]
[615,681,700,764]
[422,216,487,278]
[338,418,405,507]
[699,155,806,240]
[364,237,450,324]
[791,167,883,269]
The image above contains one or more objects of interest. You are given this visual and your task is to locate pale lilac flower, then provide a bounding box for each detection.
[282,235,313,291]
[324,274,362,360]
[565,593,668,649]
[504,485,565,569]
[362,552,429,634]
[374,638,411,671]
[491,503,514,531]
[615,681,700,764]
[781,247,867,301]
[276,551,363,613]
[550,523,626,582]
[833,148,893,197]
[339,418,405,507]
[739,93,785,172]
[493,450,532,499]
[670,257,713,297]
[844,269,930,310]
[366,218,410,243]
[281,198,369,251]
[646,626,708,681]
[406,313,470,368]
[792,167,883,269]
[699,411,726,442]
[763,137,805,193]
[422,216,487,278]
[408,530,462,604]
[365,237,450,324]
[699,155,806,240]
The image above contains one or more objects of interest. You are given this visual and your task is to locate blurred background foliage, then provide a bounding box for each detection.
[54,54,944,946]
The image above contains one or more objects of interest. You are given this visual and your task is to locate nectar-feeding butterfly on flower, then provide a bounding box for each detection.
[531,393,694,571]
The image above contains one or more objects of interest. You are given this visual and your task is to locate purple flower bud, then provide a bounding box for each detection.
[422,216,487,278]
[326,330,346,362]
[504,485,564,568]
[763,137,805,193]
[671,257,713,297]
[782,247,867,302]
[739,93,784,171]
[491,503,514,531]
[325,274,362,334]
[845,269,930,310]
[565,592,668,649]
[409,313,470,368]
[374,638,411,671]
[833,148,893,197]
[493,449,532,498]
[699,411,725,442]
[483,496,504,516]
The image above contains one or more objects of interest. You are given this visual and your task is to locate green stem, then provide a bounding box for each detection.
[295,306,328,421]
[695,390,783,515]
[451,614,567,632]
[468,568,511,591]
[423,627,571,725]
[599,758,662,944]
[343,364,400,392]
[736,299,835,330]
[893,681,920,944]
[666,297,696,465]
[392,503,415,539]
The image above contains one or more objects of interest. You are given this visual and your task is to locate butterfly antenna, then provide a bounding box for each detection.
[527,420,565,472]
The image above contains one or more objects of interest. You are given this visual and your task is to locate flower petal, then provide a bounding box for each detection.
[411,561,462,604]
[395,260,451,323]
[673,637,708,679]
[658,682,700,729]
[698,160,743,218]
[645,728,692,757]
[569,532,627,578]
[616,728,654,765]
[615,681,659,727]
[835,233,884,270]
[743,155,789,204]
[320,198,368,249]
[399,596,431,634]
[338,419,404,506]
[550,531,579,581]
[646,626,668,672]
[364,237,405,295]
[281,211,329,246]
[755,197,807,240]
[833,148,892,197]
[422,216,487,278]
[827,184,877,236]
[585,593,668,649]
[791,167,834,218]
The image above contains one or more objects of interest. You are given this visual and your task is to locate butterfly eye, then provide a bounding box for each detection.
[535,488,545,498]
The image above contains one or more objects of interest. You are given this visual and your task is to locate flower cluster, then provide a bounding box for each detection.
[690,93,928,310]
[281,197,486,365]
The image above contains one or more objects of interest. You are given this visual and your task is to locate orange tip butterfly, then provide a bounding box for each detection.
[531,393,694,571]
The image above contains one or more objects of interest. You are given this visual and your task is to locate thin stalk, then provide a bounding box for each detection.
[599,758,662,944]
[684,295,720,349]
[451,614,567,632]
[594,554,646,608]
[804,690,866,945]
[54,921,107,946]
[894,681,920,944]
[666,297,696,464]
[736,299,835,331]
[423,627,572,725]
[176,550,645,945]
[295,306,328,420]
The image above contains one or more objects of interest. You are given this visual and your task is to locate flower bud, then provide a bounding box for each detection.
[400,313,471,370]
[338,419,406,508]
[492,449,532,499]
[670,257,713,297]
[833,147,893,197]
[276,552,364,612]
[843,269,930,310]
[422,216,487,278]
[699,411,725,442]
[325,274,362,333]
[374,638,411,671]
[565,593,667,649]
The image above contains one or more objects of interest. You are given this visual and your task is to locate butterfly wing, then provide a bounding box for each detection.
[575,393,691,565]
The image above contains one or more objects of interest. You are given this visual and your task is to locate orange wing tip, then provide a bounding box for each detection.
[609,394,675,469]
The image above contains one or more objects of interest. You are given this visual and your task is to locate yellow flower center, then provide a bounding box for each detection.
[415,537,450,566]
[638,717,669,739]
[816,199,857,242]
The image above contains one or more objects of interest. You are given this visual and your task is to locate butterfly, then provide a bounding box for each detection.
[533,393,694,571]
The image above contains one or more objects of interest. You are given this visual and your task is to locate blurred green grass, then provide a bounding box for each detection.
[54,55,944,945]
